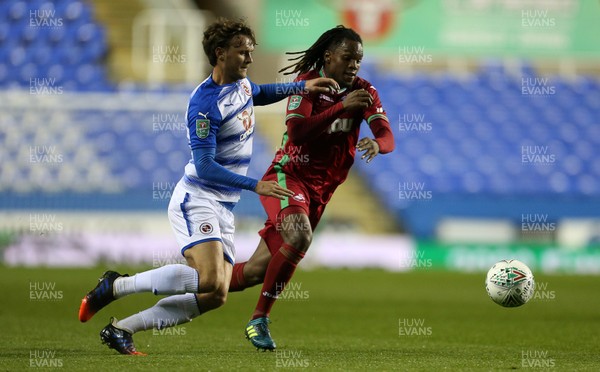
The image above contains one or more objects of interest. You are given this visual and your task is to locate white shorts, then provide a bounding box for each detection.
[168,181,236,265]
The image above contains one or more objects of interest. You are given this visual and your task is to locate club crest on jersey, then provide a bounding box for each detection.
[196,119,210,139]
[241,81,251,96]
[238,108,254,141]
[199,222,213,234]
[288,95,302,110]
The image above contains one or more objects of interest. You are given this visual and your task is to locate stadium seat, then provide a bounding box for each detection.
[0,1,597,231]
[353,61,600,235]
[8,2,28,23]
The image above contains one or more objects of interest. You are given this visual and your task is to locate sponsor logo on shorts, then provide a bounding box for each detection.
[199,222,213,234]
[292,193,306,202]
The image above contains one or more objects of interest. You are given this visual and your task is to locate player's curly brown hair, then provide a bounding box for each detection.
[202,18,257,67]
[279,25,362,75]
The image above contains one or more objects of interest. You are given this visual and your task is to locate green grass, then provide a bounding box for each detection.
[0,266,598,371]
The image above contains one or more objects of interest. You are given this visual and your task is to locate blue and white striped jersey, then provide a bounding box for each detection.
[178,74,305,205]
[182,75,257,203]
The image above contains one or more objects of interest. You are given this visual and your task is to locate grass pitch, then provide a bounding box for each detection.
[0,266,598,371]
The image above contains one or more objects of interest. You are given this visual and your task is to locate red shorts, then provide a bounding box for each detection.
[258,168,326,255]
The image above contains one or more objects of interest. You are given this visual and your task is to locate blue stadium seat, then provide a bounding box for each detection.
[64,1,91,23]
[0,63,8,84]
[355,62,600,236]
[0,22,11,44]
[47,26,67,44]
[0,1,598,227]
[8,1,28,23]
[0,0,108,90]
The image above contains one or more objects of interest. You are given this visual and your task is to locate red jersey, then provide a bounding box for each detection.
[266,69,394,204]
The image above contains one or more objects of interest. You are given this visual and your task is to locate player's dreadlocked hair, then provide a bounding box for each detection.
[203,18,257,67]
[278,25,362,76]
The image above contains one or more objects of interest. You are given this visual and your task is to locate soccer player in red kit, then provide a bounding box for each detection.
[209,25,394,350]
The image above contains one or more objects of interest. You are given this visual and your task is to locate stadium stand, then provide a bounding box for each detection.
[1,0,598,238]
[1,0,110,90]
[356,62,600,237]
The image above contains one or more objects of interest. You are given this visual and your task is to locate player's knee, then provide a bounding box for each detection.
[283,229,312,252]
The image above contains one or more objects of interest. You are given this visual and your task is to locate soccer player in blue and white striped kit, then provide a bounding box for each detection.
[78,18,338,355]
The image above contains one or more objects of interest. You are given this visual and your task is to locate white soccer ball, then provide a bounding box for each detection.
[485,259,535,307]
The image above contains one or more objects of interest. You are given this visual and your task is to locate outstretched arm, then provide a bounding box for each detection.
[193,148,294,200]
[252,78,339,106]
[252,81,305,106]
[188,106,293,200]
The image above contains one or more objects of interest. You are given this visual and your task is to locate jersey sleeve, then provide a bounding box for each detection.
[187,96,258,191]
[250,79,306,106]
[363,85,395,154]
[285,75,314,121]
[285,90,313,122]
[188,101,221,150]
[362,85,389,125]
[193,148,258,191]
[285,92,345,144]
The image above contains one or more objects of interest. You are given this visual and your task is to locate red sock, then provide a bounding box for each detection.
[252,243,305,320]
[229,262,247,292]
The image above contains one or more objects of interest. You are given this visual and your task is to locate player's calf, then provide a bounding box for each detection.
[244,268,267,287]
[230,238,273,291]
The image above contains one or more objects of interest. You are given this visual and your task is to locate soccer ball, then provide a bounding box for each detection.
[485,259,535,307]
